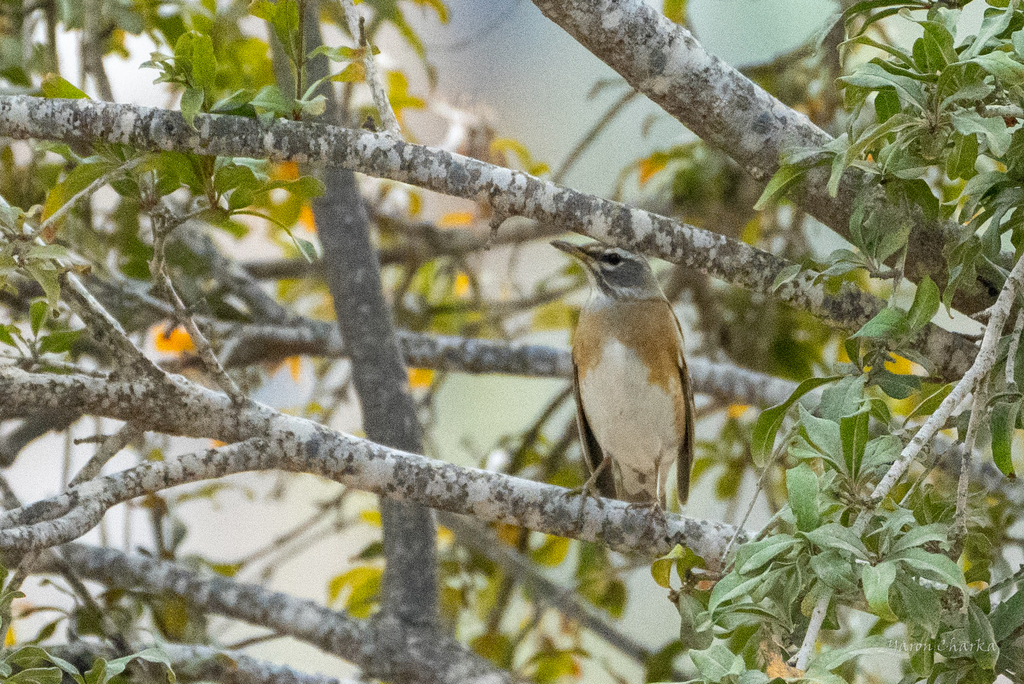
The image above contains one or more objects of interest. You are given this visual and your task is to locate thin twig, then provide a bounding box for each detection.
[793,588,832,671]
[68,422,144,487]
[337,0,400,134]
[953,378,988,555]
[721,423,796,567]
[870,252,1024,504]
[150,214,245,403]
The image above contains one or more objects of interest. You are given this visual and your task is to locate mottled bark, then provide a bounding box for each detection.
[50,544,506,684]
[528,0,999,315]
[0,96,978,381]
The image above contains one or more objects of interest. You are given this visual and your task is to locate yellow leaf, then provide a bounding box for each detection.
[408,367,434,389]
[360,509,382,527]
[727,404,750,419]
[327,566,382,618]
[532,301,574,331]
[454,272,470,297]
[495,522,522,546]
[437,525,454,546]
[638,156,667,185]
[437,211,475,228]
[885,354,915,375]
[531,535,570,567]
[4,626,14,647]
[152,325,195,353]
[298,204,316,232]
[286,355,303,382]
[272,161,300,181]
[765,650,802,678]
[407,191,422,217]
[210,439,227,448]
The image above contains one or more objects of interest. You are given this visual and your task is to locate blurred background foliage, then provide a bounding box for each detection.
[2,0,1024,682]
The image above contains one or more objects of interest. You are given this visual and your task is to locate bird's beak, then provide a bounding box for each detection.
[551,239,590,264]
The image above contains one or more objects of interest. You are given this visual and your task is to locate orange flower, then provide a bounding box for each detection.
[298,204,316,233]
[437,211,474,228]
[152,325,195,353]
[408,367,434,389]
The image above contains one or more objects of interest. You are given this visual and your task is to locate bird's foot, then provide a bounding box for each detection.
[625,499,667,523]
[565,482,604,525]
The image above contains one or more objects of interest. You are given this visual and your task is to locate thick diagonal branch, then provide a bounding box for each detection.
[528,0,998,315]
[0,95,977,381]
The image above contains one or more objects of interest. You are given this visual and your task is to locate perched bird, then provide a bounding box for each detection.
[552,239,695,509]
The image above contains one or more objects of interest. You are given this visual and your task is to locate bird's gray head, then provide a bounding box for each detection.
[551,240,664,301]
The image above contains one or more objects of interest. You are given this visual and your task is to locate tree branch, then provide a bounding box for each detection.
[0,96,977,381]
[0,400,740,562]
[527,0,1000,315]
[48,544,506,684]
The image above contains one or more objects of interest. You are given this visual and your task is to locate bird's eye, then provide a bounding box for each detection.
[601,253,623,266]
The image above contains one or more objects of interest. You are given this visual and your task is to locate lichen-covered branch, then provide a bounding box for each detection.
[527,0,997,315]
[0,399,740,562]
[51,642,358,684]
[50,544,506,684]
[0,96,976,380]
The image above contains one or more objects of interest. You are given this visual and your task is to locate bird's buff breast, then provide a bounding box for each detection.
[577,338,681,474]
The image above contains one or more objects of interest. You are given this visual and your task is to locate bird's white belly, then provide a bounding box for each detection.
[578,339,680,498]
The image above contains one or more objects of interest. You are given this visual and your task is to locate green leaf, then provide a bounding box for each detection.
[990,585,1024,640]
[919,20,957,70]
[749,376,842,465]
[840,409,870,480]
[688,644,745,680]
[734,534,800,574]
[29,300,48,337]
[946,132,979,181]
[950,111,1011,157]
[806,635,895,673]
[967,50,1024,86]
[893,547,967,591]
[676,593,713,651]
[6,667,63,684]
[906,275,940,331]
[0,325,17,348]
[890,523,949,554]
[818,375,867,421]
[967,601,999,669]
[811,549,858,592]
[861,434,902,473]
[802,523,869,560]
[786,463,819,532]
[770,263,802,293]
[39,75,89,100]
[861,561,898,621]
[874,87,900,122]
[799,404,843,465]
[180,86,204,129]
[839,61,927,111]
[962,2,1015,60]
[851,306,907,339]
[292,236,319,262]
[38,330,81,355]
[753,165,807,210]
[190,33,217,90]
[990,398,1021,476]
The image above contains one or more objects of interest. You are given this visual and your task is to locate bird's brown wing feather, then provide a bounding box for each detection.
[573,360,616,498]
[672,311,696,505]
